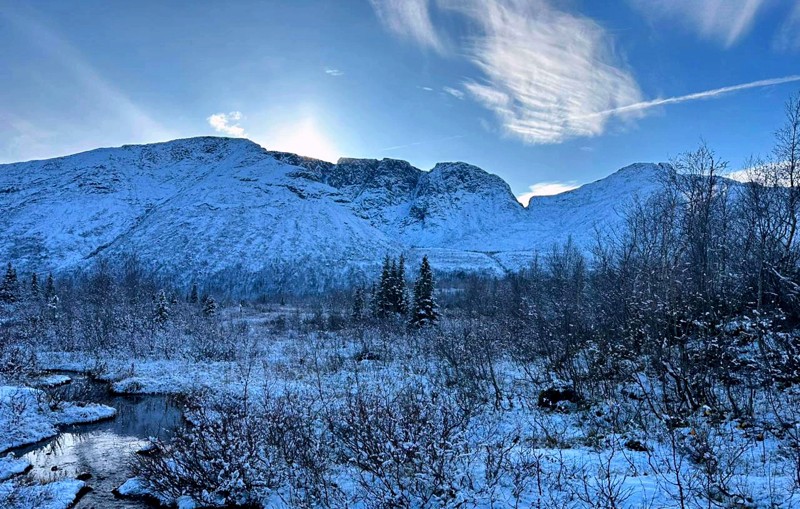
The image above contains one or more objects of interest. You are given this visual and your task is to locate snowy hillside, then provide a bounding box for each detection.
[1,137,673,291]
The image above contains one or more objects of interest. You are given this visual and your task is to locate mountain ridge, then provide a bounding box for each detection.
[1,136,677,293]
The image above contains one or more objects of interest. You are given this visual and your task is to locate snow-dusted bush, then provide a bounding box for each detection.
[135,389,340,508]
[329,385,472,508]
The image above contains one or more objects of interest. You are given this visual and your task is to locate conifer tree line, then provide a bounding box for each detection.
[0,262,58,307]
[354,254,438,327]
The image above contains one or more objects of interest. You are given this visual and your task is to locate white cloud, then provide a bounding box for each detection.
[628,0,767,47]
[369,0,446,53]
[372,0,643,143]
[419,86,434,91]
[517,181,579,205]
[324,68,344,76]
[207,111,247,137]
[443,86,465,99]
[452,0,643,144]
[775,2,800,52]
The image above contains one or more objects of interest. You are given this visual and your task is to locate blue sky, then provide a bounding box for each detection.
[1,0,799,201]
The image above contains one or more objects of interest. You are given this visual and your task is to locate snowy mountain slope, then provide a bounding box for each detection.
[1,137,675,292]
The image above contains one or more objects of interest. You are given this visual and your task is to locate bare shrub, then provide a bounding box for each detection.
[329,385,471,508]
[135,389,340,508]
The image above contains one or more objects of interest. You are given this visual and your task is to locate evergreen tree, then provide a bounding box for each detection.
[203,296,218,317]
[411,256,438,327]
[189,282,199,304]
[377,255,393,317]
[374,255,410,317]
[30,273,40,300]
[44,273,56,302]
[396,254,408,315]
[369,282,380,317]
[0,262,19,303]
[153,289,170,326]
[352,287,365,322]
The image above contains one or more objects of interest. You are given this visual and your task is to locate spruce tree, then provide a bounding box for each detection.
[396,254,408,314]
[189,282,199,304]
[377,255,393,317]
[203,295,218,317]
[389,259,399,312]
[411,256,438,327]
[30,273,40,300]
[352,287,365,322]
[153,289,170,326]
[0,263,18,303]
[369,282,380,318]
[44,273,56,302]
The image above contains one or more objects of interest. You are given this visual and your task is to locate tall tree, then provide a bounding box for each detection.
[189,282,199,304]
[375,255,409,317]
[376,255,393,317]
[774,92,800,264]
[30,273,40,300]
[153,289,170,326]
[203,295,218,317]
[352,287,365,322]
[395,254,408,315]
[0,262,19,303]
[411,256,438,327]
[44,273,56,302]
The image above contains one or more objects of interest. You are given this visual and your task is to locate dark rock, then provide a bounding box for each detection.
[625,439,649,452]
[537,387,582,410]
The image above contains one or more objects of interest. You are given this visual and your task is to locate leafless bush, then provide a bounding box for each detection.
[135,389,340,508]
[329,385,471,508]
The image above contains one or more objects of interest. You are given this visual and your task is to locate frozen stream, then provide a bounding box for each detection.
[11,375,183,508]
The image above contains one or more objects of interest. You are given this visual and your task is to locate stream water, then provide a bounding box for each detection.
[11,375,183,508]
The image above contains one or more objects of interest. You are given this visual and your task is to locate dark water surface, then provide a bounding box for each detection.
[13,375,183,508]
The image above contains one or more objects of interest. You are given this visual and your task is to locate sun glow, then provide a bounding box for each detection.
[262,118,341,163]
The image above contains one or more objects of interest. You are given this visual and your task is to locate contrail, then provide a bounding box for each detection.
[576,75,800,120]
[380,134,466,152]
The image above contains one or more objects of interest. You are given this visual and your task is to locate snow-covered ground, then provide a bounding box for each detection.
[0,455,30,482]
[0,385,116,452]
[0,478,86,509]
[21,332,800,509]
[0,383,116,508]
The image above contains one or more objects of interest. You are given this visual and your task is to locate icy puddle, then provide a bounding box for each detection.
[13,375,182,508]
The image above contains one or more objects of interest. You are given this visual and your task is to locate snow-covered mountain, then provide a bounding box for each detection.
[0,137,671,293]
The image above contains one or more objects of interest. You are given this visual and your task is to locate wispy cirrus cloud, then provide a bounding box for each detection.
[370,0,643,144]
[452,0,644,144]
[207,111,247,137]
[516,181,579,205]
[369,0,446,54]
[324,67,344,77]
[774,2,800,52]
[628,0,767,48]
[443,86,465,99]
[0,5,174,161]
